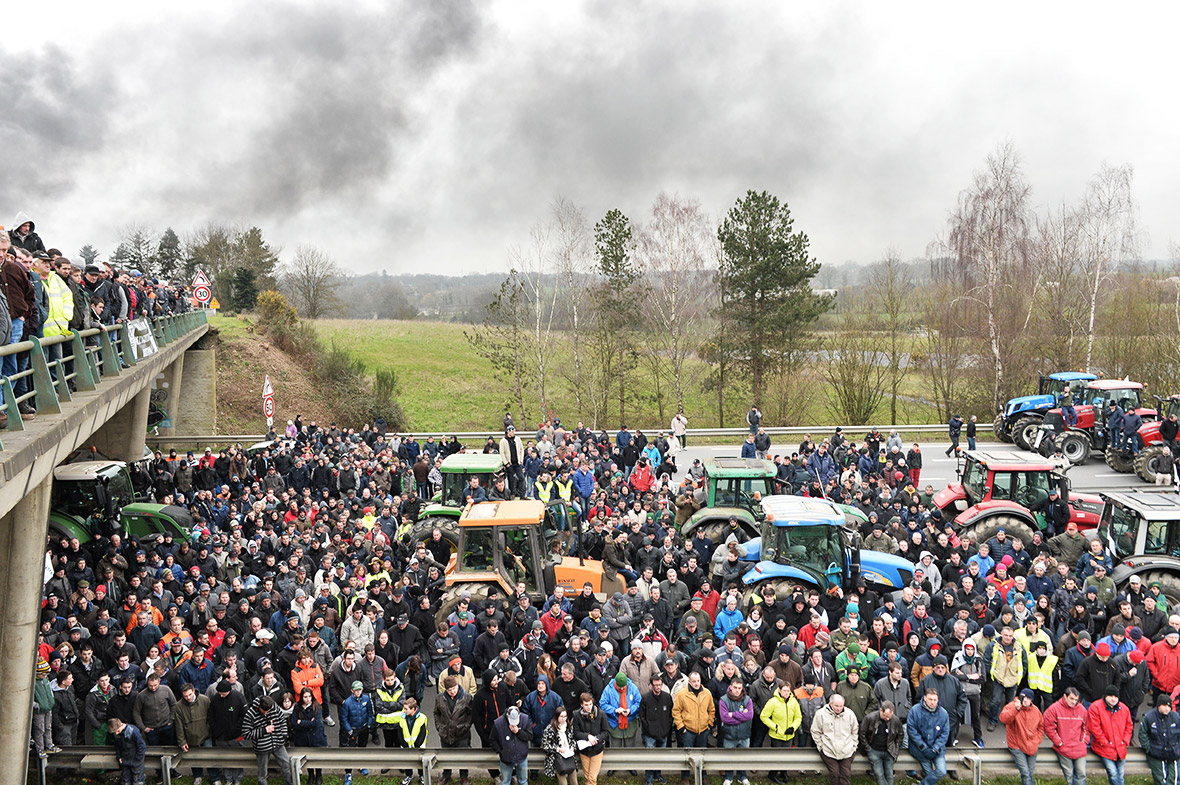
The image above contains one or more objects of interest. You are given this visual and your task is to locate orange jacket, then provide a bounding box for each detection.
[999,699,1044,756]
[292,662,326,704]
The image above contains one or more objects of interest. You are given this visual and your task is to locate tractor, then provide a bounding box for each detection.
[1133,395,1180,483]
[1032,379,1157,470]
[995,371,1098,449]
[432,500,624,625]
[50,460,193,546]
[1100,491,1180,606]
[740,496,915,601]
[678,457,779,543]
[932,451,1104,546]
[407,453,507,559]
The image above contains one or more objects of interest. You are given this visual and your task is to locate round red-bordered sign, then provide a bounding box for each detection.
[263,396,274,418]
[194,285,212,303]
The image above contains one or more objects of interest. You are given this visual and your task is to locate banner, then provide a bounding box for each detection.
[127,318,159,360]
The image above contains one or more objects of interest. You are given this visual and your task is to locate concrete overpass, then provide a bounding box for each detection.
[0,311,212,785]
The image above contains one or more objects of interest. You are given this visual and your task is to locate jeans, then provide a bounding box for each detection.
[120,761,146,785]
[1149,757,1180,785]
[1056,752,1087,785]
[256,746,294,785]
[1063,406,1077,427]
[867,749,896,785]
[965,693,982,741]
[189,737,214,780]
[1127,434,1141,454]
[500,758,528,785]
[918,753,946,785]
[4,318,23,393]
[144,725,175,746]
[644,734,668,784]
[967,436,977,451]
[945,436,959,456]
[525,476,536,499]
[1111,427,1124,450]
[722,736,749,781]
[45,338,63,382]
[214,736,245,783]
[1100,756,1126,785]
[990,683,1017,722]
[1010,749,1036,785]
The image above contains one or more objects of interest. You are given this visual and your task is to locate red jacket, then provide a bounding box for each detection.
[630,466,655,493]
[998,700,1044,756]
[1147,640,1180,693]
[1042,697,1090,759]
[1087,699,1132,761]
[540,609,566,640]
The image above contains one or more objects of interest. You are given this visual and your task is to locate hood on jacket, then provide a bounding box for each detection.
[11,212,33,233]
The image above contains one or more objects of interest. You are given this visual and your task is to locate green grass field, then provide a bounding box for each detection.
[211,315,942,433]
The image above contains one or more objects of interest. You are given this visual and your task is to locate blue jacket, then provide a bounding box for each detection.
[1141,707,1180,761]
[1097,635,1137,657]
[492,712,532,765]
[741,441,757,459]
[178,657,216,695]
[113,723,146,764]
[524,455,542,480]
[616,430,632,449]
[906,702,950,760]
[598,679,641,730]
[810,452,836,486]
[858,453,876,477]
[522,678,563,736]
[714,606,744,642]
[643,445,662,469]
[573,469,595,498]
[1026,573,1056,602]
[341,693,373,734]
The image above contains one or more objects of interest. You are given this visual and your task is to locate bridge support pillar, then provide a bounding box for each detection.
[155,354,185,438]
[0,474,52,785]
[91,386,151,462]
[173,347,216,435]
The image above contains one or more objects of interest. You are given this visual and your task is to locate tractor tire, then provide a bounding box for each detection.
[741,578,806,609]
[1012,417,1042,450]
[964,514,1037,549]
[1135,446,1173,484]
[1139,570,1180,608]
[1057,432,1092,464]
[1104,447,1136,474]
[693,519,736,544]
[993,416,1014,443]
[434,581,500,627]
[409,517,460,566]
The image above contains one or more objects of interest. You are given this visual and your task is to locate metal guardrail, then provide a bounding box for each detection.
[29,744,1155,785]
[149,423,950,448]
[0,310,207,449]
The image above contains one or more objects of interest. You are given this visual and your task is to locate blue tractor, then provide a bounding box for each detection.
[740,496,914,601]
[993,371,1098,450]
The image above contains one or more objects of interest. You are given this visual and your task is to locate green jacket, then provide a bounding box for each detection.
[34,676,55,714]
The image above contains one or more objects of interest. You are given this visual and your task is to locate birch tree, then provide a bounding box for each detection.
[637,192,713,417]
[550,197,593,418]
[866,250,912,424]
[1078,163,1139,371]
[513,224,560,420]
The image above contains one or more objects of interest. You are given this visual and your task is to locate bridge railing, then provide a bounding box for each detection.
[0,310,208,448]
[29,744,1155,785]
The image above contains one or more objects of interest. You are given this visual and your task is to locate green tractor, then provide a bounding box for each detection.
[50,460,193,546]
[679,457,779,542]
[407,452,507,559]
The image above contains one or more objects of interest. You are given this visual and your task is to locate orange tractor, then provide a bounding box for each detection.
[433,500,624,624]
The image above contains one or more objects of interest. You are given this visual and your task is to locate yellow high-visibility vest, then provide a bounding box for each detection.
[1027,654,1057,693]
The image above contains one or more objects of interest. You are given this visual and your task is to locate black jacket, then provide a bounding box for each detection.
[639,689,674,739]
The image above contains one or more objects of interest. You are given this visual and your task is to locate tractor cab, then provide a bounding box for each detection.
[938,451,1062,513]
[443,501,621,616]
[1079,381,1145,421]
[743,496,914,596]
[1100,492,1180,604]
[681,458,777,543]
[433,454,506,509]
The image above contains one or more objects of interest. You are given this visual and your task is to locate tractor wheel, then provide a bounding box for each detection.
[693,519,735,544]
[1104,447,1136,474]
[1057,432,1092,464]
[434,582,500,627]
[1135,446,1173,484]
[1139,570,1180,608]
[409,517,460,567]
[741,578,804,609]
[993,416,1014,443]
[1012,417,1042,450]
[965,514,1037,548]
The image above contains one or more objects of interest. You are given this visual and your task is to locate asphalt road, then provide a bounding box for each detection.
[674,439,1164,495]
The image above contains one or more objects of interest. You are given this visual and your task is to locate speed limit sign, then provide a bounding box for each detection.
[263,396,274,418]
[193,284,212,304]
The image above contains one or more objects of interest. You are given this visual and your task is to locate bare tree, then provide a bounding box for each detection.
[283,245,343,319]
[919,284,973,422]
[866,250,913,424]
[940,143,1033,410]
[1078,163,1139,371]
[513,223,560,419]
[636,192,714,417]
[823,297,889,425]
[466,271,530,424]
[550,197,593,419]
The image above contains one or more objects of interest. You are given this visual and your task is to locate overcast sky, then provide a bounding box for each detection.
[5,1,1179,276]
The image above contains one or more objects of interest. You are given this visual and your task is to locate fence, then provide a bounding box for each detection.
[29,744,1155,785]
[0,310,207,449]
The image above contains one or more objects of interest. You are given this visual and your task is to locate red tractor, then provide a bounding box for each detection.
[933,451,1104,546]
[1132,395,1180,483]
[1032,379,1157,471]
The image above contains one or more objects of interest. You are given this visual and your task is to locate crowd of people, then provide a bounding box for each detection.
[31,407,1180,785]
[0,215,193,427]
